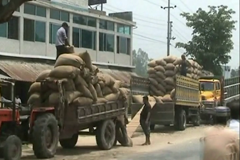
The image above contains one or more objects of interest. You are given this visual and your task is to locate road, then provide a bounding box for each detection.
[120,138,201,160]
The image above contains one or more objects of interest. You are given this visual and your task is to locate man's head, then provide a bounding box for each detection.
[62,22,69,30]
[143,95,149,104]
[181,54,186,60]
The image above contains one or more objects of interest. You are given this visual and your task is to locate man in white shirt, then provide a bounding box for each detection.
[55,22,70,59]
[15,95,21,107]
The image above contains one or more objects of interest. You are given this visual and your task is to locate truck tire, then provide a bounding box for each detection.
[150,124,155,131]
[59,133,78,149]
[3,135,22,160]
[96,119,116,150]
[116,121,132,147]
[175,109,187,131]
[32,113,59,159]
[192,110,201,126]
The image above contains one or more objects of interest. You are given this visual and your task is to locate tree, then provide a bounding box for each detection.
[0,0,31,24]
[175,5,236,75]
[230,69,237,77]
[132,48,150,77]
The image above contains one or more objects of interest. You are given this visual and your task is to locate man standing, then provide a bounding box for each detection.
[179,54,190,76]
[140,95,151,145]
[15,95,21,107]
[55,22,70,59]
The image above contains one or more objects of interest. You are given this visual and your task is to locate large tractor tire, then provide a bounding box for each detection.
[174,109,187,131]
[116,121,133,147]
[3,135,22,160]
[96,119,116,150]
[59,133,78,149]
[32,113,59,159]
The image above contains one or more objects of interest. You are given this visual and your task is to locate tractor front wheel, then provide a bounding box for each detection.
[3,135,22,160]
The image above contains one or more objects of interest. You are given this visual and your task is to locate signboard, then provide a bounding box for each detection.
[109,12,133,21]
[88,0,106,5]
[50,0,88,8]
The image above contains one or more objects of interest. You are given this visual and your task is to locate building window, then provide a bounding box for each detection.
[99,20,114,31]
[72,27,96,50]
[2,0,20,11]
[24,19,46,42]
[50,9,69,22]
[73,14,96,27]
[99,33,114,52]
[117,24,131,35]
[117,36,130,54]
[0,16,19,40]
[24,3,46,17]
[49,23,61,44]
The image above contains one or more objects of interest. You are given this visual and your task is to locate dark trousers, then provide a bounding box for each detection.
[140,119,150,136]
[56,45,69,59]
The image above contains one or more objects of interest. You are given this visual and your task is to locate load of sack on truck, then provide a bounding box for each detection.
[27,51,129,107]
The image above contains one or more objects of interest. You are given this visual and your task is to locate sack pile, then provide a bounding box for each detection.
[27,51,127,107]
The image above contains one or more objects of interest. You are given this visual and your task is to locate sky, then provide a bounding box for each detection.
[103,0,239,69]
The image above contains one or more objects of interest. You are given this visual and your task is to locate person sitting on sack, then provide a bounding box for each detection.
[55,22,70,59]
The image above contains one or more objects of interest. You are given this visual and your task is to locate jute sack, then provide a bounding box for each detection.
[150,85,165,96]
[96,98,108,103]
[147,68,156,74]
[102,74,115,86]
[65,45,75,53]
[112,80,121,93]
[165,63,175,70]
[105,92,120,101]
[95,84,103,97]
[132,95,143,104]
[148,60,157,68]
[54,54,85,68]
[74,51,92,70]
[149,78,158,86]
[91,76,98,85]
[44,77,58,90]
[154,66,165,72]
[75,84,93,99]
[72,97,93,106]
[154,96,163,104]
[187,67,193,73]
[149,74,157,79]
[186,73,192,78]
[161,94,172,102]
[173,58,182,65]
[155,59,167,66]
[102,86,113,95]
[156,83,166,94]
[88,83,97,102]
[28,93,41,105]
[28,82,41,94]
[165,70,176,77]
[82,68,92,81]
[63,79,76,91]
[48,92,60,105]
[165,84,175,92]
[155,71,166,79]
[119,88,129,100]
[91,65,99,75]
[164,77,175,86]
[49,66,80,79]
[98,80,105,88]
[65,91,82,104]
[170,89,176,99]
[163,56,177,63]
[36,69,51,81]
[155,78,166,86]
[74,75,88,87]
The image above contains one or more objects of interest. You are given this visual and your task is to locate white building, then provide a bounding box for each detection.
[221,65,231,78]
[0,0,135,66]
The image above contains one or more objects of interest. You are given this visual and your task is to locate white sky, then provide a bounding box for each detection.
[104,0,239,69]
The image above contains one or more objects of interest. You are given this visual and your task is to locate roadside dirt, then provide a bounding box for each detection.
[20,125,209,160]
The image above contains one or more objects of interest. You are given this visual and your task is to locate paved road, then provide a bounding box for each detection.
[120,138,202,160]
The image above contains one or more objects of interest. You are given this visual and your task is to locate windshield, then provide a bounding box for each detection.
[200,82,214,91]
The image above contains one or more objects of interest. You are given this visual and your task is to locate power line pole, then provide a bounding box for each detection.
[161,0,176,56]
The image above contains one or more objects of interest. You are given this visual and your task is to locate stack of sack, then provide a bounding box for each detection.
[27,51,127,107]
[187,60,202,80]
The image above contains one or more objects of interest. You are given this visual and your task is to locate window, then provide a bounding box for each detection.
[50,9,69,22]
[200,82,214,91]
[24,3,46,17]
[117,36,131,54]
[73,14,96,27]
[24,19,46,42]
[99,20,114,31]
[117,24,131,35]
[99,33,114,52]
[72,27,96,50]
[2,0,20,11]
[49,23,61,44]
[216,83,220,90]
[0,16,19,40]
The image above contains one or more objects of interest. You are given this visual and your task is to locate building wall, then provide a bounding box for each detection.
[0,1,134,66]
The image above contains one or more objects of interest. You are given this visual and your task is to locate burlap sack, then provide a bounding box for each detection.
[95,84,103,97]
[82,68,92,81]
[164,77,175,86]
[74,51,92,70]
[48,92,60,105]
[63,79,76,91]
[165,63,175,70]
[155,71,166,79]
[156,83,166,93]
[148,60,157,67]
[154,66,165,72]
[149,78,158,86]
[149,74,157,79]
[187,67,193,73]
[102,86,112,95]
[28,93,41,105]
[150,85,164,96]
[98,80,105,88]
[65,45,75,53]
[112,80,121,93]
[186,73,192,78]
[165,84,174,92]
[170,89,176,99]
[154,96,163,104]
[91,76,98,85]
[72,97,93,106]
[161,94,172,102]
[155,78,166,86]
[155,59,167,66]
[88,83,97,102]
[119,88,129,99]
[74,75,88,87]
[103,74,115,86]
[91,65,99,75]
[65,91,81,104]
[147,68,156,74]
[28,82,41,94]
[76,84,92,99]
[165,70,176,77]
[36,69,51,81]
[132,95,143,104]
[163,56,177,63]
[96,98,108,103]
[49,66,80,79]
[54,54,85,68]
[105,92,120,101]
[173,58,183,65]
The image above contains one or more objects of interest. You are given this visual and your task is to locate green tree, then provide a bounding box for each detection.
[132,48,150,77]
[175,5,236,75]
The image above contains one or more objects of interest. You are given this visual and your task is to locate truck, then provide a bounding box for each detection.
[199,76,240,122]
[0,79,131,160]
[130,75,201,131]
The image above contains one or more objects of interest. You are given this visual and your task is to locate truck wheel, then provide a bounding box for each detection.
[3,135,22,160]
[96,119,116,150]
[32,113,59,159]
[150,124,155,131]
[176,109,186,131]
[116,121,132,147]
[59,133,78,149]
[192,110,201,126]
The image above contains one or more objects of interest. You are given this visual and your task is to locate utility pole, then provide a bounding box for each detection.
[161,0,176,56]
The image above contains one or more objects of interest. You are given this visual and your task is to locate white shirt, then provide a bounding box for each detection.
[55,27,68,46]
[15,97,21,106]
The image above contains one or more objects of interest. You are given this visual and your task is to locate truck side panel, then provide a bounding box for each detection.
[224,76,240,105]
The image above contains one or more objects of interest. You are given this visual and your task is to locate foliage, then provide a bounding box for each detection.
[175,5,237,75]
[132,48,151,77]
[230,68,239,77]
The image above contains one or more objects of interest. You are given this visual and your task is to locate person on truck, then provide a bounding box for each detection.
[140,95,151,145]
[179,54,190,76]
[55,22,70,59]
